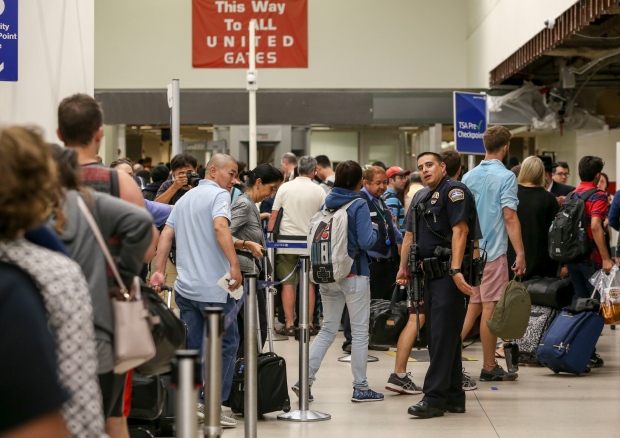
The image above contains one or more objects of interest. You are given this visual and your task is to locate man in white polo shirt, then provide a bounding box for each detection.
[268,156,326,336]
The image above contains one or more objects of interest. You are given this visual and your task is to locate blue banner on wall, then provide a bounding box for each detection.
[453,92,487,155]
[0,0,18,82]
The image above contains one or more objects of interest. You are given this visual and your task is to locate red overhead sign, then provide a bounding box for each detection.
[192,0,308,68]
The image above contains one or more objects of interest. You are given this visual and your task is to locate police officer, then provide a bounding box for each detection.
[396,152,477,418]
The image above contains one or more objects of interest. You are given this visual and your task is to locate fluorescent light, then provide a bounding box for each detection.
[198,126,213,131]
[311,126,331,130]
[399,126,419,130]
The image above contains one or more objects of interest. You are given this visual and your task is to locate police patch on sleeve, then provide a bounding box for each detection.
[448,188,465,202]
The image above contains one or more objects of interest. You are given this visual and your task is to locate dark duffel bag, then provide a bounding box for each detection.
[228,352,291,416]
[129,374,166,421]
[523,277,574,309]
[368,285,408,347]
[136,286,186,376]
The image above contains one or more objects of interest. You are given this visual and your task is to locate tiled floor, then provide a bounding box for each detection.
[216,327,620,438]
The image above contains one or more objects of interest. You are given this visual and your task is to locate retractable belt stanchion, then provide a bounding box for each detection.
[244,274,258,438]
[278,256,330,422]
[172,350,201,438]
[266,232,287,343]
[203,308,224,438]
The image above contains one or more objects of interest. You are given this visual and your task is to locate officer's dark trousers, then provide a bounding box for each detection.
[422,274,468,409]
[369,257,399,300]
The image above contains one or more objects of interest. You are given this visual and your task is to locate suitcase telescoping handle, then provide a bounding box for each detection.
[157,285,173,308]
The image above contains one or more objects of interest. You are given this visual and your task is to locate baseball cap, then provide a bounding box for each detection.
[386,166,411,179]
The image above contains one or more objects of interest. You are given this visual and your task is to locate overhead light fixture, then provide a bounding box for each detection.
[140,125,152,130]
[198,126,213,131]
[399,126,419,130]
[311,126,331,130]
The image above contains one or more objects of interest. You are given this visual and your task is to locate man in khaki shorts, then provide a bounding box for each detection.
[268,156,326,336]
[461,126,526,385]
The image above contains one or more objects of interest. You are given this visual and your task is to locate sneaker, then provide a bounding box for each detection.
[462,369,477,391]
[589,353,604,368]
[291,383,314,402]
[351,388,384,402]
[197,403,204,422]
[479,363,518,382]
[385,373,422,395]
[221,412,237,428]
[342,340,352,353]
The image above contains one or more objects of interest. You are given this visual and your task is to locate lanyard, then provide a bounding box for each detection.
[370,198,392,246]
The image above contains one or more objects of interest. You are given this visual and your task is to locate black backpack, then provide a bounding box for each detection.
[548,188,598,263]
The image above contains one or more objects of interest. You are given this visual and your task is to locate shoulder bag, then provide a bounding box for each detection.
[77,196,156,374]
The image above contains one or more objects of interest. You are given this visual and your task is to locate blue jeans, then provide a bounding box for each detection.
[308,276,371,390]
[567,261,600,299]
[175,292,239,402]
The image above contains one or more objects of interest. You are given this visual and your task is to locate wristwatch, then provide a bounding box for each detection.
[449,268,461,277]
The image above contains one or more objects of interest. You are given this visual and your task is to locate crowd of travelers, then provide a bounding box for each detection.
[1,93,616,435]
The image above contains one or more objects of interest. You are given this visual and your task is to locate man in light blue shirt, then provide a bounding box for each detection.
[460,126,526,384]
[151,154,240,428]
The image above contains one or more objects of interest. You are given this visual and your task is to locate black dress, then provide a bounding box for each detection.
[507,185,559,280]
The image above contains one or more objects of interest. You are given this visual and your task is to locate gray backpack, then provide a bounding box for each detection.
[307,199,361,284]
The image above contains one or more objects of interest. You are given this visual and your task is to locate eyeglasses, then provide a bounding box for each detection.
[554,172,570,177]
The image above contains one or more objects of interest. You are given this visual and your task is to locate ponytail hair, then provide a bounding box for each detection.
[334,160,363,191]
[239,163,284,188]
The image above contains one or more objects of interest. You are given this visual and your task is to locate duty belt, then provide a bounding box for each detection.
[421,257,451,280]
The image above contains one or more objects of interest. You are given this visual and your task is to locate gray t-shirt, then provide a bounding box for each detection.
[54,190,153,373]
[230,193,265,274]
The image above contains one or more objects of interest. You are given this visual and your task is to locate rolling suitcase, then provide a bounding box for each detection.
[228,352,291,416]
[516,305,558,364]
[536,309,604,374]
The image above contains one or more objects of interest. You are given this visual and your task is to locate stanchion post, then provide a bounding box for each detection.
[203,308,224,438]
[278,256,330,422]
[244,274,258,438]
[266,233,287,343]
[172,350,200,438]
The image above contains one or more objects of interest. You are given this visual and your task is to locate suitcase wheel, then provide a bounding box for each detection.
[283,403,291,413]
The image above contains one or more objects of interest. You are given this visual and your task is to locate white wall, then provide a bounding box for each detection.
[536,128,620,188]
[466,0,577,88]
[95,0,469,90]
[0,0,94,142]
[310,131,358,163]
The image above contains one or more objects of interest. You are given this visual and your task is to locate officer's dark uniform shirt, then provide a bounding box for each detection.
[407,176,476,259]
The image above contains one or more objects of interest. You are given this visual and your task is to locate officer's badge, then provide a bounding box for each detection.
[448,188,465,202]
[432,192,440,199]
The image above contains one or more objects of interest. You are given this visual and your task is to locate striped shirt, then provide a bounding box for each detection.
[382,188,406,233]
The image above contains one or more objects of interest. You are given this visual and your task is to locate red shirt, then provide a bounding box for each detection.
[566,181,608,265]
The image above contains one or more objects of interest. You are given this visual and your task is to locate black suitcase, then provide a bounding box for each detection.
[129,373,166,421]
[516,305,558,364]
[228,352,291,416]
[523,277,574,309]
[368,285,408,347]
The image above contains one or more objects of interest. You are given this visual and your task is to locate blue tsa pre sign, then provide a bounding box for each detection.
[453,92,487,155]
[0,0,18,82]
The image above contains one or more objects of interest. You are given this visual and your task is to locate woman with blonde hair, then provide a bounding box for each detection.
[507,156,559,280]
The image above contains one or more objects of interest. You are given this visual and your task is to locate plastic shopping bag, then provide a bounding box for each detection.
[589,265,620,324]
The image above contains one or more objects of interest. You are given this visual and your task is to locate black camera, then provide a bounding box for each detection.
[186,171,201,188]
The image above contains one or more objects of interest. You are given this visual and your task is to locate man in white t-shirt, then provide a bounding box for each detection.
[315,155,336,194]
[268,156,326,336]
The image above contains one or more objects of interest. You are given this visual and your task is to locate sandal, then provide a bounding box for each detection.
[277,326,295,337]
